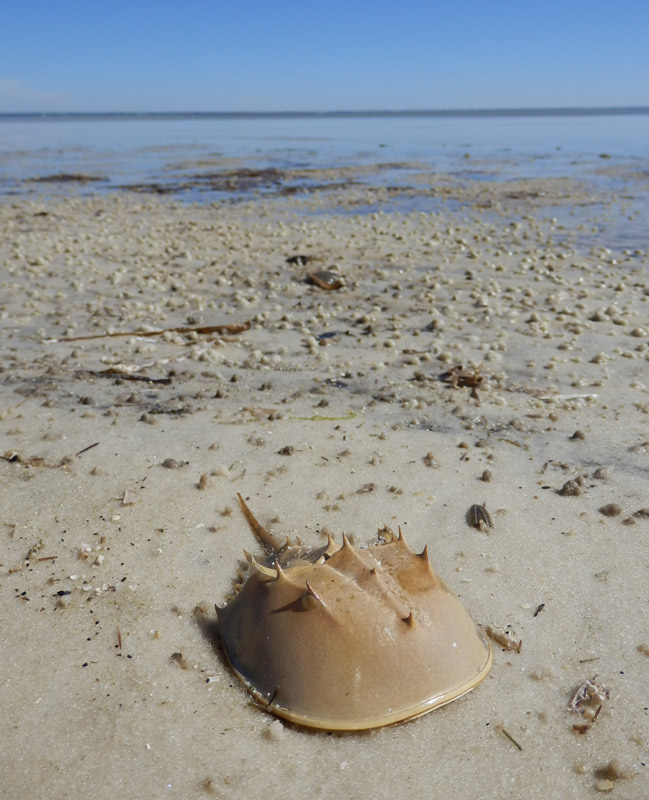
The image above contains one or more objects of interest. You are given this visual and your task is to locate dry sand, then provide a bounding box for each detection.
[1,180,649,798]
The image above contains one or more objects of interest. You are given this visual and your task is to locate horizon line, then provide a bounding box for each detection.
[1,105,649,120]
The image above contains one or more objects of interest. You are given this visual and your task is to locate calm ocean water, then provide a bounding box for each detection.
[1,110,648,247]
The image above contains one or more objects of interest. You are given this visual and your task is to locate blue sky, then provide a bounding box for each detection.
[1,0,647,112]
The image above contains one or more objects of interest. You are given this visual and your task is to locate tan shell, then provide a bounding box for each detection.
[217,495,493,731]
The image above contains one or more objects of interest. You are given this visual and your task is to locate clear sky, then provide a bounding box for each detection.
[1,0,647,112]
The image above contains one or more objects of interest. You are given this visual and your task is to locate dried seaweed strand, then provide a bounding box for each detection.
[84,369,172,384]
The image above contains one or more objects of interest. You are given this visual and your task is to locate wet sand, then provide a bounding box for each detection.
[1,178,649,798]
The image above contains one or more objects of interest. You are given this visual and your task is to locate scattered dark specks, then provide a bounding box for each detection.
[599,503,622,517]
[557,480,581,496]
[277,445,295,456]
[356,482,376,494]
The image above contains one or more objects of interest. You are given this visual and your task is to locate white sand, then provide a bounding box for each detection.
[1,185,648,798]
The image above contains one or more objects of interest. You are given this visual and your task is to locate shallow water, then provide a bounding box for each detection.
[1,111,649,249]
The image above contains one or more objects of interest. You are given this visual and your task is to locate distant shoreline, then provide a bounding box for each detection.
[2,106,649,122]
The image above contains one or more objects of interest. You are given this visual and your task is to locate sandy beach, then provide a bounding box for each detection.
[1,173,649,798]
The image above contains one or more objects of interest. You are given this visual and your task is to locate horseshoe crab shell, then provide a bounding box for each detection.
[216,494,493,731]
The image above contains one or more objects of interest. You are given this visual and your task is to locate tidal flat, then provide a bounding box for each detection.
[1,173,648,798]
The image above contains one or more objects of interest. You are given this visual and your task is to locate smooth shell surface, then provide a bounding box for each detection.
[217,496,493,730]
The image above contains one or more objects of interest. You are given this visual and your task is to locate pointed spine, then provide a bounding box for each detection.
[274,561,289,585]
[324,532,338,557]
[397,525,413,551]
[338,533,370,569]
[249,554,277,580]
[401,611,415,627]
[237,492,282,553]
[302,580,328,611]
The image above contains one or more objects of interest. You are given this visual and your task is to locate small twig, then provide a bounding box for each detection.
[36,555,57,562]
[117,629,122,650]
[578,656,601,664]
[500,726,523,751]
[75,442,99,457]
[51,321,251,343]
[9,388,39,411]
[533,603,545,617]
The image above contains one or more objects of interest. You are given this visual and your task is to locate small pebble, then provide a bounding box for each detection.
[266,719,286,742]
[599,503,622,517]
[423,452,438,468]
[170,652,190,670]
[558,480,581,496]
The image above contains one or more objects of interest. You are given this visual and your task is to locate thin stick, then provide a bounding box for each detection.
[75,442,99,457]
[12,388,39,409]
[500,726,523,751]
[52,321,251,343]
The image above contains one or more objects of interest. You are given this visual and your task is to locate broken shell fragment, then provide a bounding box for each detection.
[467,503,494,530]
[306,269,345,290]
[216,494,493,731]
